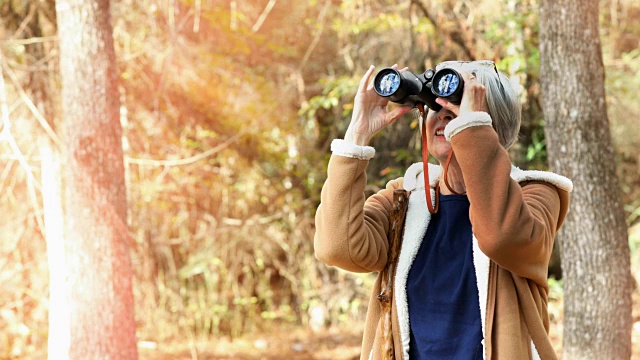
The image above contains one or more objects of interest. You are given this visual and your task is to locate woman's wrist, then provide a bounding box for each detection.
[344,128,371,146]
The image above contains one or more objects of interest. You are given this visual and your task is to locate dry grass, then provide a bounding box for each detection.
[136,290,640,360]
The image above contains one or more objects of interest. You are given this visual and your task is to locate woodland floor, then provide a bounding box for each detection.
[138,325,363,360]
[141,226,640,359]
[139,299,640,360]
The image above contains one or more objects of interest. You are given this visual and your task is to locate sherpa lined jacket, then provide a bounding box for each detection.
[314,112,572,360]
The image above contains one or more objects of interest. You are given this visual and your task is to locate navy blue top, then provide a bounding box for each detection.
[407,194,483,360]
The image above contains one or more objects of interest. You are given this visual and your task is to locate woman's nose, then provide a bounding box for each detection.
[437,110,454,122]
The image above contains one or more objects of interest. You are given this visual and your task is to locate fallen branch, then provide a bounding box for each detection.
[125,132,243,167]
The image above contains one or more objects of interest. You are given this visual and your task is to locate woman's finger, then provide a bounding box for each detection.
[459,71,475,83]
[435,98,459,115]
[357,65,376,94]
[385,105,413,125]
[458,70,488,113]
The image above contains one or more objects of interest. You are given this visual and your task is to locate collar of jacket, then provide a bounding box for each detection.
[402,162,574,193]
[392,162,572,359]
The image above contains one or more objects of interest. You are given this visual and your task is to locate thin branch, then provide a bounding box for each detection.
[12,3,37,39]
[0,157,16,196]
[193,0,202,33]
[0,55,63,148]
[6,49,58,72]
[230,1,238,31]
[125,132,243,167]
[411,0,476,60]
[0,154,40,160]
[251,0,277,33]
[0,36,58,46]
[298,0,331,71]
[0,61,45,236]
[221,212,284,226]
[0,62,9,140]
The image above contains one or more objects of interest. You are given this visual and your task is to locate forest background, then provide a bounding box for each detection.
[1,0,640,358]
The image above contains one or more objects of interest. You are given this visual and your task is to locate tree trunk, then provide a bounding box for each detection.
[539,0,632,359]
[55,0,138,358]
[41,141,69,359]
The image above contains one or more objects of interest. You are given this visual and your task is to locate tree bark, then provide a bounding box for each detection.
[539,0,632,358]
[41,141,69,359]
[55,0,138,358]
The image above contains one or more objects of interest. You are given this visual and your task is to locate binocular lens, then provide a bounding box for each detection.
[375,71,401,96]
[434,72,460,97]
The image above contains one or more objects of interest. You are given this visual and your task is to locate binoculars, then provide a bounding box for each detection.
[373,67,465,111]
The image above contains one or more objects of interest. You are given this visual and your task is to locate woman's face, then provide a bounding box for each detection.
[426,107,457,164]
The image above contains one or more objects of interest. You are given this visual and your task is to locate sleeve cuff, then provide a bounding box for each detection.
[330,139,376,160]
[444,112,493,141]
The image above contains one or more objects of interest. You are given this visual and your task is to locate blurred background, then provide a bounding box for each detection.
[0,0,639,358]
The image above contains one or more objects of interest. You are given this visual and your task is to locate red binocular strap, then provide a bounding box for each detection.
[418,104,462,214]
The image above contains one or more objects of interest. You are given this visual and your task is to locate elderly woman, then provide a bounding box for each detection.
[314,61,572,360]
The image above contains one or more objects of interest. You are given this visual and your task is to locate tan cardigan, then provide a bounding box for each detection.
[314,112,572,360]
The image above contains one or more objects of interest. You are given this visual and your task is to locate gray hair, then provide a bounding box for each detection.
[437,62,522,149]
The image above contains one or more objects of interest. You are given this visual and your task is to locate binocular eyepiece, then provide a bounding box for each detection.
[373,67,465,111]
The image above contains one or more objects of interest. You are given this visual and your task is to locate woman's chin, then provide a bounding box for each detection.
[430,147,452,164]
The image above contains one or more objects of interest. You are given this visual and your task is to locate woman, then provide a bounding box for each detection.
[314,61,572,360]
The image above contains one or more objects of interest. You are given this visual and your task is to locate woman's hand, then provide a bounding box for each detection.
[344,65,413,146]
[435,71,489,117]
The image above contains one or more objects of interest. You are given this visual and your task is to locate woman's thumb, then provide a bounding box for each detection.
[385,106,413,125]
